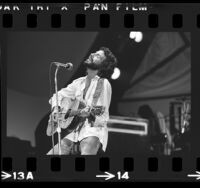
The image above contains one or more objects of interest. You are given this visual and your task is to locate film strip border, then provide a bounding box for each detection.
[2,14,200,29]
[1,3,200,181]
[2,156,200,172]
[0,12,200,29]
[1,156,200,181]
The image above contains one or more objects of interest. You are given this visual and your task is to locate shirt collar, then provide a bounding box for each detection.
[85,75,100,81]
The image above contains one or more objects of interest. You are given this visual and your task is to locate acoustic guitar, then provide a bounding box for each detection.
[46,100,105,137]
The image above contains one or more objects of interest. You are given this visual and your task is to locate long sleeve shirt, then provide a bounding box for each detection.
[49,75,112,151]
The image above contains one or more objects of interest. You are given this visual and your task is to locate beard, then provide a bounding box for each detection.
[83,56,102,70]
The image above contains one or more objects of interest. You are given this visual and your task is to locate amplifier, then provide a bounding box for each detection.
[108,115,149,136]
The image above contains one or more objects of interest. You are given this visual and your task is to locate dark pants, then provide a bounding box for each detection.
[47,136,101,155]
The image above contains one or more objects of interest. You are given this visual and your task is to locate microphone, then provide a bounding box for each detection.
[53,62,73,70]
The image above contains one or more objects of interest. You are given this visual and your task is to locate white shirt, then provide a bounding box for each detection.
[49,75,112,151]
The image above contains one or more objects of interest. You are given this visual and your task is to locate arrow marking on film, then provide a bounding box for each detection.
[1,171,12,180]
[96,172,115,180]
[187,171,200,180]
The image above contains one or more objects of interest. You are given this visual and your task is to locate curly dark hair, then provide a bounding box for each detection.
[84,47,118,79]
[98,47,118,79]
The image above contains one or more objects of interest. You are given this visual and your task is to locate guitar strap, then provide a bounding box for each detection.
[85,78,104,126]
[76,78,104,131]
[92,78,104,106]
[67,78,104,130]
[73,77,104,112]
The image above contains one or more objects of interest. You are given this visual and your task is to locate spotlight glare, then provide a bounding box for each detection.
[111,67,121,80]
[129,31,137,39]
[135,32,143,43]
[129,31,143,43]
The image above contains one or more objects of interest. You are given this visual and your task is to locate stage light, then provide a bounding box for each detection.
[129,31,137,39]
[111,67,121,80]
[129,31,143,43]
[135,32,143,43]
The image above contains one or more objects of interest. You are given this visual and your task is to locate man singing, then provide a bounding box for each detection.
[47,47,117,155]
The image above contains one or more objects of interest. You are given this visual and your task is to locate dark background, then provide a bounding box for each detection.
[4,31,155,154]
[3,31,191,157]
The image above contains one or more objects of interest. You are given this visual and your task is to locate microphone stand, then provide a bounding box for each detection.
[54,65,62,155]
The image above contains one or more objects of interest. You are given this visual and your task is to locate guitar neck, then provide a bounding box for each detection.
[66,106,101,118]
[68,109,82,117]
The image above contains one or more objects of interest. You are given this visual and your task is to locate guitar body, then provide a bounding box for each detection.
[46,98,105,137]
[65,115,85,133]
